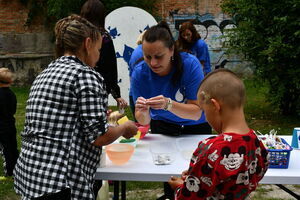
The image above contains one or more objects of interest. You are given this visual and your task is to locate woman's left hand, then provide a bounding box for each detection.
[146,95,168,110]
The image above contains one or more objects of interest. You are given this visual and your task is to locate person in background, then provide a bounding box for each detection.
[128,31,145,120]
[176,21,211,76]
[131,21,211,200]
[0,68,19,177]
[13,15,137,200]
[81,0,128,111]
[168,69,269,199]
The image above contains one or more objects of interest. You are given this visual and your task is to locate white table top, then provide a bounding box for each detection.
[95,134,300,185]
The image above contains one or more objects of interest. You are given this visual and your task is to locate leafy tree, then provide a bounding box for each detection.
[20,0,159,26]
[102,0,159,15]
[221,0,300,116]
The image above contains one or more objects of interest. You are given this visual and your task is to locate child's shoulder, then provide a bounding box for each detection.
[202,130,260,150]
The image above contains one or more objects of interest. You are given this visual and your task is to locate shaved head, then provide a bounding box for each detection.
[198,69,246,109]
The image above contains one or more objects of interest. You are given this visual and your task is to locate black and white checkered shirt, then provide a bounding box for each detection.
[14,56,108,199]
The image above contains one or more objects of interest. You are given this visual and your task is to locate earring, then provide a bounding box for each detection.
[171,56,174,61]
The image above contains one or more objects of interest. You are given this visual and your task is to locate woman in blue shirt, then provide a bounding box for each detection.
[131,21,212,200]
[131,21,211,136]
[176,21,211,76]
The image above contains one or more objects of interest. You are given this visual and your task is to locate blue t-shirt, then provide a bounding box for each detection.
[129,44,143,96]
[191,39,211,75]
[131,52,206,125]
[129,44,143,77]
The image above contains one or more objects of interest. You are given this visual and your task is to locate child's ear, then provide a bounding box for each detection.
[211,98,221,112]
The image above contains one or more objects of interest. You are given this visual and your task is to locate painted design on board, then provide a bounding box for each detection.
[115,25,150,68]
[107,26,121,39]
[139,25,150,33]
[116,45,134,68]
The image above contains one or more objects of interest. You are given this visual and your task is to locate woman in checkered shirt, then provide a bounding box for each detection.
[13,14,137,200]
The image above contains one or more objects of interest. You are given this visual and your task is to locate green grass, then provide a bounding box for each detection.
[1,79,299,200]
[244,79,298,135]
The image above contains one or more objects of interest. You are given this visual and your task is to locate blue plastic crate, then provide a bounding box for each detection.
[267,138,293,169]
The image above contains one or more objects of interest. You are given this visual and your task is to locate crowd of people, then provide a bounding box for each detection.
[0,0,269,199]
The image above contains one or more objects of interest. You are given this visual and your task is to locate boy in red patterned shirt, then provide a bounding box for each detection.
[168,69,269,200]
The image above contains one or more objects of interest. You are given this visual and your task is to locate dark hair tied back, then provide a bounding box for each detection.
[143,21,183,85]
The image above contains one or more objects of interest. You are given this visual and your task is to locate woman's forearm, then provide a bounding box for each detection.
[169,100,202,121]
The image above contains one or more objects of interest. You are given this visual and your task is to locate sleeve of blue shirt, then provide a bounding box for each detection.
[194,40,211,74]
[131,64,142,103]
[129,44,143,77]
[182,53,204,100]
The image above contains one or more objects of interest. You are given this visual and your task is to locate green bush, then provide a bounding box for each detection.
[20,0,159,26]
[102,0,159,15]
[221,0,300,116]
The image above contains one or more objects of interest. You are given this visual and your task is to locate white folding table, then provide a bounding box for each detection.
[95,134,300,199]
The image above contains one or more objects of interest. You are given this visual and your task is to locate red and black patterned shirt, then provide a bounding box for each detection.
[175,130,269,200]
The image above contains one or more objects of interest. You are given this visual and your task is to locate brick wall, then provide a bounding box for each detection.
[198,0,222,15]
[0,0,48,33]
[0,0,222,33]
[155,0,222,19]
[156,0,197,18]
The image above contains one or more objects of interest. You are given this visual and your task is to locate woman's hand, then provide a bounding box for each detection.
[135,97,151,125]
[168,176,184,190]
[135,97,149,112]
[146,95,168,110]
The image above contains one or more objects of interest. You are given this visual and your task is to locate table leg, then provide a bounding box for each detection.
[276,184,300,199]
[113,181,119,200]
[121,181,126,200]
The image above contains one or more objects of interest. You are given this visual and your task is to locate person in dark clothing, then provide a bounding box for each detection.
[81,0,128,110]
[0,67,19,177]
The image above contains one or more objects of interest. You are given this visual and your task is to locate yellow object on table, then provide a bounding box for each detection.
[117,116,129,125]
[117,116,141,140]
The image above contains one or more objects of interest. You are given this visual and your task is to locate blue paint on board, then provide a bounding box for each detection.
[107,26,121,39]
[115,44,135,69]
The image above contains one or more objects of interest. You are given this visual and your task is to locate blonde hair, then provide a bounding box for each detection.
[198,69,246,109]
[0,68,14,87]
[54,14,101,58]
[107,111,124,126]
[136,30,146,45]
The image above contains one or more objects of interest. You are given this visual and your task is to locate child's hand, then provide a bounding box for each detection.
[181,170,188,181]
[122,121,138,139]
[168,176,184,190]
[106,109,113,116]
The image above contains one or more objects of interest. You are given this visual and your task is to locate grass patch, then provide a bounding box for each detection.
[244,79,298,135]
